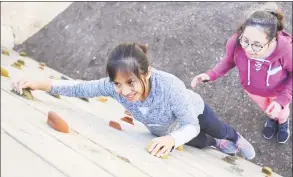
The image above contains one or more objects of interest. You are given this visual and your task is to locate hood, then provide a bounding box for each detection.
[267,30,292,63]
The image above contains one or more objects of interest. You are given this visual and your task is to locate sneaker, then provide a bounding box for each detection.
[215,139,237,155]
[277,119,290,144]
[263,118,277,139]
[235,133,255,160]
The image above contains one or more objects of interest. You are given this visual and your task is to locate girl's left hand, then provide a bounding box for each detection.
[148,136,175,157]
[265,101,282,119]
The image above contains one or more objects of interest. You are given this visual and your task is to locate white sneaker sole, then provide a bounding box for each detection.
[277,132,290,144]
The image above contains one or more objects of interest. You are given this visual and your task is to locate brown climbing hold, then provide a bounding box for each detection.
[11,62,22,70]
[39,65,45,70]
[96,96,108,103]
[17,59,25,66]
[176,145,184,151]
[2,50,10,56]
[262,166,272,176]
[121,116,134,125]
[19,51,28,56]
[124,110,132,117]
[1,67,9,78]
[109,121,122,131]
[146,141,169,159]
[47,111,69,133]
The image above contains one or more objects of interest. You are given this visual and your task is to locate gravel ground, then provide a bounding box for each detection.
[14,2,292,177]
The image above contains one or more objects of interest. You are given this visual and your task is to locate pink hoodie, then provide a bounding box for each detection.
[207,31,292,108]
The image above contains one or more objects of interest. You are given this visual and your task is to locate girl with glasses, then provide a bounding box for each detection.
[191,2,292,144]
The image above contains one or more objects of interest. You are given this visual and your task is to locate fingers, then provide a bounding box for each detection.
[191,76,200,88]
[151,141,163,156]
[156,146,169,157]
[270,106,279,119]
[265,102,274,114]
[191,74,210,88]
[148,138,160,152]
[11,79,29,95]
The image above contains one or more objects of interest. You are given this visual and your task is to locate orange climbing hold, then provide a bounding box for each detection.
[47,111,69,133]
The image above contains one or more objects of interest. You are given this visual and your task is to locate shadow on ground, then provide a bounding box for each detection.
[14,2,292,177]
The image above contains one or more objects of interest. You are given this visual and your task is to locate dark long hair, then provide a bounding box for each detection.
[106,43,150,94]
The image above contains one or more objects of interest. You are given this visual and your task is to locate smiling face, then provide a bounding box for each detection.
[106,43,151,102]
[113,70,151,102]
[240,26,275,59]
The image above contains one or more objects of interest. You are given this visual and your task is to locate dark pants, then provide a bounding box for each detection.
[186,104,239,149]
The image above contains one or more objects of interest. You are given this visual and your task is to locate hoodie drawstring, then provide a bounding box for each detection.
[248,60,251,86]
[247,58,271,87]
[266,64,272,86]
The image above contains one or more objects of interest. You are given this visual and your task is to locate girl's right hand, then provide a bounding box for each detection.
[190,73,210,88]
[11,79,39,95]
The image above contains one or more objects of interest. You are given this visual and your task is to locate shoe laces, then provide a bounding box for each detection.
[218,139,233,151]
[266,119,276,128]
[235,135,248,153]
[279,122,289,132]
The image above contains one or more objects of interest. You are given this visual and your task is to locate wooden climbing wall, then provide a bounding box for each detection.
[1,48,281,177]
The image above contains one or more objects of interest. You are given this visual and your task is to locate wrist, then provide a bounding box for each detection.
[40,80,52,92]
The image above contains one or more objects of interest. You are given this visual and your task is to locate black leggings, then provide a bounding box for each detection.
[186,104,238,149]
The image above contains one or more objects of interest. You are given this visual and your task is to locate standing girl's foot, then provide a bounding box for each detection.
[277,119,290,143]
[263,118,277,139]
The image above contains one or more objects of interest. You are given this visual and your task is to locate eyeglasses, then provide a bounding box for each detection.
[239,36,271,53]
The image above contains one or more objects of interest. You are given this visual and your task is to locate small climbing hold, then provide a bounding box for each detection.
[223,155,237,165]
[2,50,10,56]
[49,75,60,80]
[39,62,46,67]
[1,67,9,78]
[47,111,69,133]
[11,62,22,70]
[124,110,132,117]
[79,97,89,102]
[121,116,134,125]
[48,93,61,99]
[60,75,69,80]
[17,59,25,66]
[19,51,28,56]
[262,166,272,176]
[176,145,184,151]
[109,121,122,131]
[96,96,108,103]
[11,88,35,100]
[146,141,169,159]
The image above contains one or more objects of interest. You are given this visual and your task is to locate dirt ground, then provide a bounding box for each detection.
[14,2,292,177]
